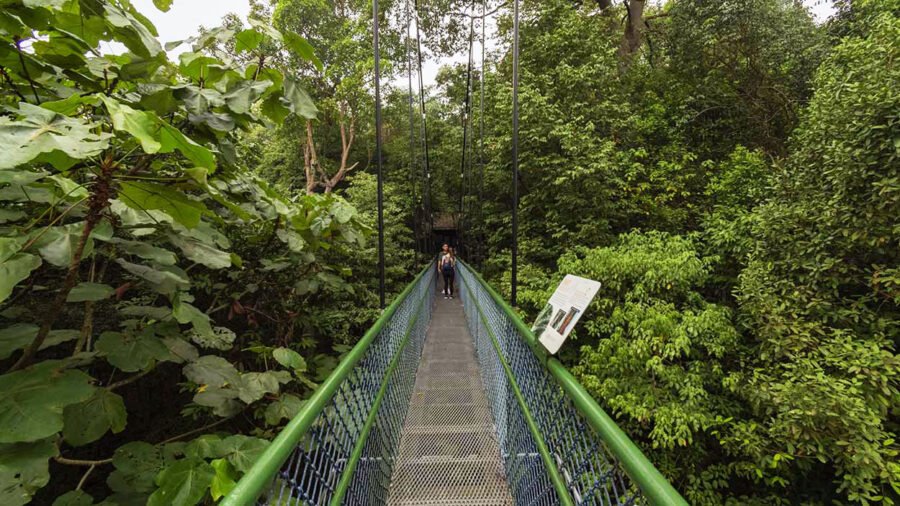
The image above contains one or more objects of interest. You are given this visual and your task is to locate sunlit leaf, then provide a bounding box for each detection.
[147,458,214,506]
[282,76,317,119]
[118,181,207,229]
[0,103,109,170]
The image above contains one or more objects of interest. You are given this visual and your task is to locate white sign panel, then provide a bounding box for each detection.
[531,275,602,354]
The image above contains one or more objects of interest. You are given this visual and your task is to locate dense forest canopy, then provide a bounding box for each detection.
[0,0,897,504]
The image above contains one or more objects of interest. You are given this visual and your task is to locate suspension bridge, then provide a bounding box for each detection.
[220,261,686,505]
[223,0,688,501]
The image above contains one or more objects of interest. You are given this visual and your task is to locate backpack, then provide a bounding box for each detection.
[441,255,454,274]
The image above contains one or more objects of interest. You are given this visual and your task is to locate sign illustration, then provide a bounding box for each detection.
[531,275,602,354]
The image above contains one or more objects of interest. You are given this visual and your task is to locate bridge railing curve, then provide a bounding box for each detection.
[457,261,687,506]
[222,264,436,506]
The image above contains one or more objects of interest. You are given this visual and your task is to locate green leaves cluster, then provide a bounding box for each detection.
[0,0,368,504]
[471,0,899,503]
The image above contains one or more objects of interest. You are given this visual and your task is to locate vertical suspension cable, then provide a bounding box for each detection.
[406,0,420,267]
[511,0,520,307]
[373,0,386,308]
[459,0,475,257]
[414,0,432,254]
[478,0,486,266]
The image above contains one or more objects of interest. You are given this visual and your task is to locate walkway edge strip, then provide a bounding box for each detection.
[330,274,432,505]
[460,261,688,506]
[222,264,433,506]
[463,277,576,506]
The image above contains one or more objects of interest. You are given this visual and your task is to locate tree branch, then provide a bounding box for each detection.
[0,65,27,102]
[13,37,40,104]
[54,455,113,467]
[8,155,116,372]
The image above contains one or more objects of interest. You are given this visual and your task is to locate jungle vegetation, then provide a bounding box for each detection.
[0,0,897,504]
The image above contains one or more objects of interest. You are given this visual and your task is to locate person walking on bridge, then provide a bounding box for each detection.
[438,244,456,299]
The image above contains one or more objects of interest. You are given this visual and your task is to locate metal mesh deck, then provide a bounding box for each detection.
[388,295,514,505]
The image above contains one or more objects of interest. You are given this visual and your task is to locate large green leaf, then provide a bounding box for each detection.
[161,337,198,364]
[0,438,58,506]
[66,282,114,302]
[183,356,239,388]
[0,324,38,360]
[0,103,109,170]
[103,3,163,57]
[110,442,163,494]
[62,389,127,446]
[95,330,169,372]
[212,435,269,472]
[272,347,307,372]
[51,490,94,506]
[115,259,189,295]
[0,325,81,360]
[182,435,221,460]
[222,80,272,115]
[0,253,41,302]
[189,326,235,351]
[99,95,162,153]
[282,77,317,119]
[192,388,241,418]
[0,209,27,224]
[115,240,177,265]
[100,98,215,171]
[208,458,236,501]
[157,122,216,170]
[283,32,323,72]
[172,301,213,339]
[118,181,207,229]
[264,394,304,426]
[234,29,264,53]
[167,234,231,269]
[152,0,173,12]
[0,361,95,443]
[148,458,214,506]
[234,372,280,404]
[33,222,94,268]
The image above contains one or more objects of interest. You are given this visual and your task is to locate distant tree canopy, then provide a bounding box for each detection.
[0,0,897,504]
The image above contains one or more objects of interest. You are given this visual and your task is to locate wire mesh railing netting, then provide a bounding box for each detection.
[457,263,640,506]
[264,268,435,506]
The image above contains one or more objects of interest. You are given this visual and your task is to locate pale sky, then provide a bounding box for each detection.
[129,0,838,86]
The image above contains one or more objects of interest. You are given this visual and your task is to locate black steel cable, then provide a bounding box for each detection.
[406,0,420,266]
[478,0,486,266]
[459,0,475,257]
[413,0,432,253]
[373,0,386,308]
[511,0,520,307]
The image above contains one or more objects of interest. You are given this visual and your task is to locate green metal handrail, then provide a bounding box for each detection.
[460,261,688,506]
[329,281,432,505]
[462,274,576,506]
[221,263,433,506]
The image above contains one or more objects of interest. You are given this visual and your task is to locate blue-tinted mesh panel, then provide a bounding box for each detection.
[264,269,435,506]
[457,264,641,506]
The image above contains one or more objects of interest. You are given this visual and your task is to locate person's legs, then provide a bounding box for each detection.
[442,272,450,297]
[448,272,455,297]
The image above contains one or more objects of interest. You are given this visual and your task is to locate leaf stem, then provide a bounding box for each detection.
[159,415,235,445]
[76,465,96,490]
[13,37,40,104]
[106,368,151,391]
[54,455,113,467]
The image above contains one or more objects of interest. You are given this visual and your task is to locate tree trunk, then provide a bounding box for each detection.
[303,108,357,195]
[304,120,317,195]
[618,0,646,64]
